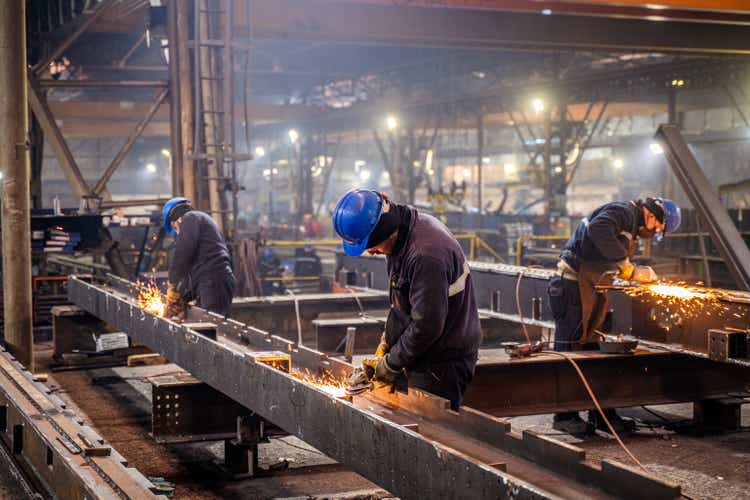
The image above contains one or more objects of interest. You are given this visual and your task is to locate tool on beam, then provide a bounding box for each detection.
[503,340,545,359]
[346,364,375,396]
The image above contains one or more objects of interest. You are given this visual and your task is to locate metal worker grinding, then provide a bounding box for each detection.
[334,189,482,410]
[549,197,681,435]
[162,198,235,319]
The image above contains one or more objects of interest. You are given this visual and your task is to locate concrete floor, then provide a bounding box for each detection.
[37,342,750,499]
[509,406,750,499]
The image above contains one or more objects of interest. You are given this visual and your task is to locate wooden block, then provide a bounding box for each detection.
[127,353,168,367]
[32,373,48,382]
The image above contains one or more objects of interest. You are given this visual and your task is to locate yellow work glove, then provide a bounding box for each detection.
[617,259,635,281]
[374,332,389,359]
[373,355,401,389]
[165,284,186,320]
[631,265,658,283]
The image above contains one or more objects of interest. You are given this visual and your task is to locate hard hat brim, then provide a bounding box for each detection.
[343,238,369,257]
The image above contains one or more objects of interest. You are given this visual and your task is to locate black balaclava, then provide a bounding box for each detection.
[366,201,411,251]
[636,198,665,239]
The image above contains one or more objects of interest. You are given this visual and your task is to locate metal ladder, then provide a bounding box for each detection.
[190,0,249,239]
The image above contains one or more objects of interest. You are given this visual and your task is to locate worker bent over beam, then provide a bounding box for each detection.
[549,197,681,435]
[333,189,482,410]
[162,197,235,318]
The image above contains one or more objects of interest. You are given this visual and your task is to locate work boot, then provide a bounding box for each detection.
[553,412,594,436]
[588,409,636,435]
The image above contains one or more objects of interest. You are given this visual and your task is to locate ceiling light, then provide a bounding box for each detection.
[288,129,299,144]
[649,142,664,155]
[145,163,157,174]
[386,115,398,131]
[255,146,266,158]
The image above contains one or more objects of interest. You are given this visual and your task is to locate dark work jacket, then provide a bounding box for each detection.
[561,201,640,272]
[384,207,482,370]
[169,210,233,294]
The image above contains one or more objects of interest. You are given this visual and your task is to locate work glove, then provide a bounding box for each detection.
[164,284,186,320]
[373,354,401,386]
[617,259,635,281]
[631,265,658,283]
[374,332,389,359]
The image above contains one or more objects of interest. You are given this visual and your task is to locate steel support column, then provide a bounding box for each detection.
[656,124,750,290]
[0,2,34,369]
[167,0,184,197]
[177,0,196,200]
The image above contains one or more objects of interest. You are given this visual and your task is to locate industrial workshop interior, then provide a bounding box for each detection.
[4,1,750,499]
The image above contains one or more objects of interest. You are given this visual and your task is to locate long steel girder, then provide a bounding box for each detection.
[656,124,750,291]
[67,277,550,499]
[68,276,682,499]
[242,0,750,54]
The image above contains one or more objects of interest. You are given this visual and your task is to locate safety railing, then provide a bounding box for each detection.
[264,235,505,262]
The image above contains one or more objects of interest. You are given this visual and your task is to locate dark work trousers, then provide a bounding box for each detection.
[547,276,585,352]
[406,354,478,411]
[547,275,601,420]
[196,271,235,317]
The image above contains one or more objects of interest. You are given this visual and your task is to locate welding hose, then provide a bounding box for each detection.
[515,269,650,474]
[543,350,649,474]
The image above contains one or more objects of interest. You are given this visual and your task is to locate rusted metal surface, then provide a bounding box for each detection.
[0,346,158,498]
[1,1,34,369]
[69,275,682,499]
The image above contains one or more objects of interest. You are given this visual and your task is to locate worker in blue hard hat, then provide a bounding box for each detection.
[162,197,235,319]
[333,189,482,410]
[549,196,681,435]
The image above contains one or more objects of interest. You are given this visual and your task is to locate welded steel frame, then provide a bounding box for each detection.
[69,275,682,499]
[656,124,750,291]
[0,346,157,498]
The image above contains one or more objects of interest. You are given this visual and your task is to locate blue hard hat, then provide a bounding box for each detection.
[332,189,384,256]
[654,197,681,241]
[162,197,191,234]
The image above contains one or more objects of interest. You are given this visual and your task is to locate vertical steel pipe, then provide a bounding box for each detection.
[0,1,34,369]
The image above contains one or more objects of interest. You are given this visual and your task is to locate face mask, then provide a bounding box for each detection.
[638,227,657,239]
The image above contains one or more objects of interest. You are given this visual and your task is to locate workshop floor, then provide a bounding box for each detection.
[37,342,750,499]
[509,406,750,499]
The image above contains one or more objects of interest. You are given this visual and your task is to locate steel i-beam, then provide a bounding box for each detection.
[70,275,682,499]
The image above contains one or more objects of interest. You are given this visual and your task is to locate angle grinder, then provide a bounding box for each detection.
[345,364,375,396]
